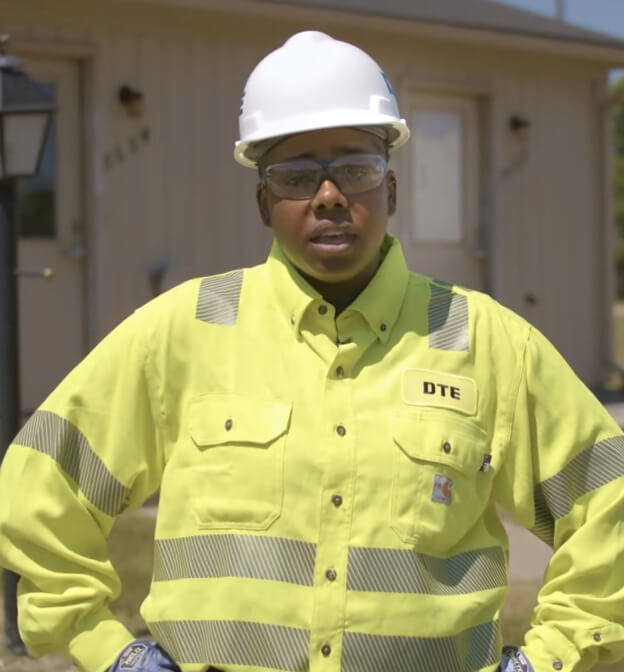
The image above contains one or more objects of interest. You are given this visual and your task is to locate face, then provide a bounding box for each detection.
[256,127,397,303]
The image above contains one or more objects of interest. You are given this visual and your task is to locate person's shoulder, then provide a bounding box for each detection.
[406,271,532,342]
[134,264,265,327]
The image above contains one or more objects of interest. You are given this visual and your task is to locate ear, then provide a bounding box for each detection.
[386,170,397,216]
[256,183,272,228]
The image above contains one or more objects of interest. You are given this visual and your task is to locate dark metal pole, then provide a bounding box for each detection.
[0,178,26,655]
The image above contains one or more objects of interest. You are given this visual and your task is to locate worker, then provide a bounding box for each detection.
[1,30,623,672]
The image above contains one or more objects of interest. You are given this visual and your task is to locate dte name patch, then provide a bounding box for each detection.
[402,369,477,415]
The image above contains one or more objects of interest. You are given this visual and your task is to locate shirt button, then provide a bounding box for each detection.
[552,661,563,670]
[325,568,337,581]
[224,418,233,431]
[336,366,345,378]
[380,323,387,332]
[593,632,601,642]
[336,425,346,437]
[318,304,328,315]
[442,441,452,453]
[331,494,343,507]
[321,644,331,657]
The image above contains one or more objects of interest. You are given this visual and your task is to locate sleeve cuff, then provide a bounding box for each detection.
[522,625,582,672]
[68,611,135,672]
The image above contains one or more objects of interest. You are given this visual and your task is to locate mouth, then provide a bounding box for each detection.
[309,231,357,251]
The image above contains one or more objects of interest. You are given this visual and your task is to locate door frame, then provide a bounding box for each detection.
[14,38,97,348]
[393,77,496,295]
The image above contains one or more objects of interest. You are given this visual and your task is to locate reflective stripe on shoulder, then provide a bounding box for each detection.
[195,270,244,326]
[341,620,500,672]
[12,410,128,516]
[533,435,624,546]
[428,285,469,352]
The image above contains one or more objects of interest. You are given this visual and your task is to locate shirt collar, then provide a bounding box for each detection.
[264,233,410,343]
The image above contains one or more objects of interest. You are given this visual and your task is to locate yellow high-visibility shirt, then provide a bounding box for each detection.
[0,234,623,672]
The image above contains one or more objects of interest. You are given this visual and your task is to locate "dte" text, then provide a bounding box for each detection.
[423,381,461,400]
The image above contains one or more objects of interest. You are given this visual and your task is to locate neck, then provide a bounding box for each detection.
[301,256,382,313]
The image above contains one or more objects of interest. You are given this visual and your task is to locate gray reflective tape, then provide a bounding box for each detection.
[341,621,500,672]
[428,285,469,352]
[347,546,507,595]
[532,435,624,545]
[532,488,554,546]
[153,534,315,586]
[12,410,128,516]
[195,270,244,326]
[150,620,309,671]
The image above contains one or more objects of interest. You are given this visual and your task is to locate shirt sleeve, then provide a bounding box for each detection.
[0,305,166,672]
[497,325,624,671]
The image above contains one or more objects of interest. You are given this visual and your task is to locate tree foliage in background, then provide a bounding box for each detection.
[614,76,624,297]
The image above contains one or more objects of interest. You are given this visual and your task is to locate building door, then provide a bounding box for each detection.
[15,56,85,418]
[398,92,486,290]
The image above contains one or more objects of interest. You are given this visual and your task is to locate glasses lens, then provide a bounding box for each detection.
[329,154,387,195]
[264,154,388,199]
[265,159,323,199]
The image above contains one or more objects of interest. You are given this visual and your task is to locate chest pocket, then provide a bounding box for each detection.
[391,411,492,553]
[189,395,291,531]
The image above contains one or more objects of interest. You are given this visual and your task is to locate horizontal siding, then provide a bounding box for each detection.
[5,0,610,383]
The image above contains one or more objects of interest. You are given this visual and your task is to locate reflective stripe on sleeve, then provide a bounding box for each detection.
[12,410,128,516]
[347,546,507,595]
[150,620,310,670]
[153,534,315,586]
[532,435,624,546]
[195,270,244,326]
[341,621,500,672]
[428,285,469,352]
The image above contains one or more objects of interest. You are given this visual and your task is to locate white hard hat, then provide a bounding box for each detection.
[234,31,410,168]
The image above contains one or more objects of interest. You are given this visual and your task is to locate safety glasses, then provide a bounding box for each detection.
[262,153,388,200]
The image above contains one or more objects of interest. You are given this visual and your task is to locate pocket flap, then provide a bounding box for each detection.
[392,411,487,472]
[189,394,292,448]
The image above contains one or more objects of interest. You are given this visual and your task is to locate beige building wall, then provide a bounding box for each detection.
[6,0,615,386]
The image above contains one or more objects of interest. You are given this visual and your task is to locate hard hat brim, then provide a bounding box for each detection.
[234,118,410,169]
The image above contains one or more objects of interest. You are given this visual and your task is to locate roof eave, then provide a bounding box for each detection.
[113,0,624,64]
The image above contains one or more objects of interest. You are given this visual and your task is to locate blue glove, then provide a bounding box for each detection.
[108,640,181,671]
[498,646,534,672]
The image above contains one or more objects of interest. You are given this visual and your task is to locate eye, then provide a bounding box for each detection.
[274,170,317,187]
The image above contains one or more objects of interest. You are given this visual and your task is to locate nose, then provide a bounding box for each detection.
[311,178,348,210]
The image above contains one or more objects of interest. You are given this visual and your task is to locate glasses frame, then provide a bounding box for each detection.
[261,153,389,200]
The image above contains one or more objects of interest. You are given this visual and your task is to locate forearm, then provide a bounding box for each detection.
[0,447,135,670]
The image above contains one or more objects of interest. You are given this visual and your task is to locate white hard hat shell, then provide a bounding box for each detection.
[234,31,410,168]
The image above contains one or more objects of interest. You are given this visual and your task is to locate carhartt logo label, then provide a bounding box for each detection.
[402,369,477,415]
[432,474,453,504]
[120,643,148,669]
